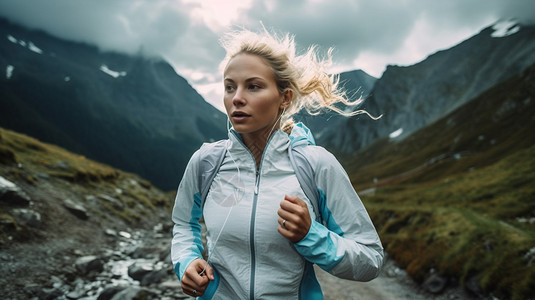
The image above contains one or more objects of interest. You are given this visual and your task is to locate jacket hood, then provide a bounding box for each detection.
[289,122,316,147]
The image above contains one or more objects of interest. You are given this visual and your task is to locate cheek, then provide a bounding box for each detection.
[223,95,233,113]
[258,93,282,112]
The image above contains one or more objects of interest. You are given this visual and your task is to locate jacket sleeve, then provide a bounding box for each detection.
[171,149,204,281]
[293,146,384,281]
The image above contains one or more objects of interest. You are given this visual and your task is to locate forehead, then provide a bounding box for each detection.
[223,53,274,80]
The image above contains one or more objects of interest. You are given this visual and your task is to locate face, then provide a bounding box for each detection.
[223,53,286,138]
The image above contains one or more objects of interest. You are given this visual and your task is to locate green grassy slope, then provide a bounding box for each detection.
[346,64,535,299]
[0,127,172,244]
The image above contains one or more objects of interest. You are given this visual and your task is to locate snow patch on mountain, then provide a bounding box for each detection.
[99,65,127,78]
[6,65,14,79]
[27,41,43,54]
[6,34,43,54]
[7,34,17,43]
[491,20,520,38]
[389,128,403,139]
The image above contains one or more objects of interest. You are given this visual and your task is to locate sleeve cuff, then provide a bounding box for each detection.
[294,220,343,271]
[174,255,202,281]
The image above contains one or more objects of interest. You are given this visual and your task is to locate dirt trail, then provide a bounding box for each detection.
[315,259,475,300]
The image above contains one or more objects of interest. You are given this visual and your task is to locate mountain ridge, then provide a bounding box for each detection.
[0,17,227,190]
[325,21,535,153]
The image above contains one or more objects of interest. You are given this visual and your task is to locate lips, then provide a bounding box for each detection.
[231,111,250,117]
[231,111,250,123]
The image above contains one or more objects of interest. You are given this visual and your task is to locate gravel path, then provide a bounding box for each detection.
[315,258,476,300]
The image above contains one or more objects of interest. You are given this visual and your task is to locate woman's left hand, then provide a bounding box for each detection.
[277,195,312,243]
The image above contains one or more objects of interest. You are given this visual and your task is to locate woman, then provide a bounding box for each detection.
[171,28,383,299]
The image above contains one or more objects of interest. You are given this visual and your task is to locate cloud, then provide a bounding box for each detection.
[0,0,191,55]
[0,0,533,110]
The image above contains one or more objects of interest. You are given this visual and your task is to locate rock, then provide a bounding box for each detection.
[140,269,168,286]
[98,194,124,209]
[97,285,127,300]
[127,262,153,281]
[109,287,147,300]
[465,275,484,298]
[0,213,16,230]
[158,245,172,262]
[119,231,131,239]
[105,228,118,236]
[36,287,63,300]
[422,272,448,294]
[129,245,160,259]
[159,279,181,290]
[56,161,70,169]
[0,176,31,206]
[75,256,104,275]
[63,199,89,220]
[36,172,50,179]
[12,208,42,227]
[66,287,86,299]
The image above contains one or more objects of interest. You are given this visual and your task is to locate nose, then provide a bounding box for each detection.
[232,87,246,107]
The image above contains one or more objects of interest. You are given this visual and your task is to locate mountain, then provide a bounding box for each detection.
[0,17,227,190]
[347,61,535,299]
[294,69,376,142]
[325,21,535,153]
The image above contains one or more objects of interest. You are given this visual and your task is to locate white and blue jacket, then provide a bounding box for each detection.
[171,125,384,299]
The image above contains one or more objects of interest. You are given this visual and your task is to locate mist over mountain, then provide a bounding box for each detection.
[294,69,377,143]
[324,21,535,153]
[0,18,227,190]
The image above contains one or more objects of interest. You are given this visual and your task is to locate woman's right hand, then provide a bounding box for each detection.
[181,258,214,297]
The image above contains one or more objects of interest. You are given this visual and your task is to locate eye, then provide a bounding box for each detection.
[225,84,236,92]
[248,84,261,90]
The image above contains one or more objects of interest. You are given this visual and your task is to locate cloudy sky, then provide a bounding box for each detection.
[0,0,533,111]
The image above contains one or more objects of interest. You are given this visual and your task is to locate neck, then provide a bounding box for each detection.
[240,125,279,168]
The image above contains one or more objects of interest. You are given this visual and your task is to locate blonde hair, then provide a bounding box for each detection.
[220,28,378,133]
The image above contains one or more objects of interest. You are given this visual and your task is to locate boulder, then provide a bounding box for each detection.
[109,287,147,300]
[97,285,127,300]
[75,256,104,275]
[140,269,168,286]
[35,287,63,300]
[98,194,124,209]
[422,272,448,294]
[63,199,89,220]
[0,176,31,206]
[127,262,153,281]
[12,208,42,227]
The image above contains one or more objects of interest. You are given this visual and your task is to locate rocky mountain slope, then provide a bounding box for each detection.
[0,126,195,299]
[325,21,535,153]
[0,17,227,191]
[347,61,535,300]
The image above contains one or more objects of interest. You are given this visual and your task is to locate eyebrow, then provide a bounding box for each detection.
[224,77,265,83]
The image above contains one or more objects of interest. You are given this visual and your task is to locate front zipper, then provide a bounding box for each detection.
[230,130,278,300]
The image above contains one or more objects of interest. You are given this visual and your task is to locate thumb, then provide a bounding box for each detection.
[206,263,215,281]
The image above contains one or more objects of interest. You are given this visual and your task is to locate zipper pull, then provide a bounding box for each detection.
[254,170,259,195]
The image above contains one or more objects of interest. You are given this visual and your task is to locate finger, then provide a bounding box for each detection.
[278,217,290,230]
[277,218,306,243]
[279,202,309,221]
[281,195,308,212]
[279,199,301,214]
[183,259,210,287]
[284,194,307,207]
[203,262,215,281]
[182,276,207,297]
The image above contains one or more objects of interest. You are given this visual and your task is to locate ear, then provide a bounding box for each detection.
[280,89,293,109]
